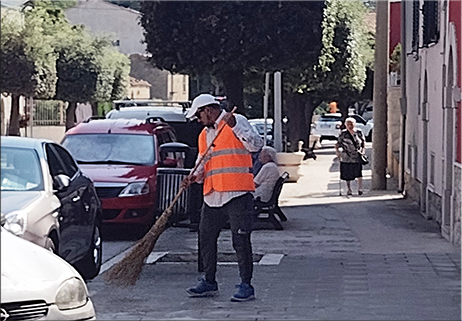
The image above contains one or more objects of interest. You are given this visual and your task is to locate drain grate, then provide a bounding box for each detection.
[154,252,264,263]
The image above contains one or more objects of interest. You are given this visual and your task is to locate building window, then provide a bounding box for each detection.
[422,0,439,47]
[411,0,420,53]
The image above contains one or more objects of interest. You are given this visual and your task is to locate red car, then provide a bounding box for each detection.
[62,118,187,229]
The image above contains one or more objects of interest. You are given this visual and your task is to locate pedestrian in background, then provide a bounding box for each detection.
[335,117,365,195]
[182,94,264,302]
[253,146,280,203]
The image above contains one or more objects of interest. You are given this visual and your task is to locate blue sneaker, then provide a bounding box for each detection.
[186,277,218,297]
[231,283,255,302]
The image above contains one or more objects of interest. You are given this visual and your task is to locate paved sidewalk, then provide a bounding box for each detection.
[88,143,461,320]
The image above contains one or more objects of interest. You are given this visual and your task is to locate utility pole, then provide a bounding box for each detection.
[274,71,283,152]
[371,0,389,190]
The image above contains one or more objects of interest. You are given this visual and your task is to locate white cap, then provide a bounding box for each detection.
[186,94,219,118]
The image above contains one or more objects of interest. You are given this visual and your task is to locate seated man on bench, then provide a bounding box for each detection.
[253,146,280,203]
[252,146,289,230]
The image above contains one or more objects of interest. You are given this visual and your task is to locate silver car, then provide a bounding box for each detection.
[1,137,102,280]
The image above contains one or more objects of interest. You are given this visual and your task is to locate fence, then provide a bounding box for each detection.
[33,100,65,126]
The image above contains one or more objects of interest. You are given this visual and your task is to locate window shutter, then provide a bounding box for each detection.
[412,0,420,52]
[423,0,439,46]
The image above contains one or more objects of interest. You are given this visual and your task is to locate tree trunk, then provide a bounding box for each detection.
[220,69,244,114]
[284,93,319,151]
[65,101,77,131]
[304,98,320,147]
[284,93,306,151]
[8,94,21,136]
[91,102,98,116]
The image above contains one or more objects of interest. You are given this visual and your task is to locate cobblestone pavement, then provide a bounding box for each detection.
[88,143,461,320]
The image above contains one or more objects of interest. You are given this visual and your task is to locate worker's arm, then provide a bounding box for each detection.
[229,114,264,152]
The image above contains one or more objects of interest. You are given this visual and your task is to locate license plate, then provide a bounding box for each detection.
[320,124,331,128]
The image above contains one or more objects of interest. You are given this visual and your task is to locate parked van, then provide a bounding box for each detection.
[62,118,192,230]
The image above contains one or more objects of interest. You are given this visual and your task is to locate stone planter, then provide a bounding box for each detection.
[276,152,305,182]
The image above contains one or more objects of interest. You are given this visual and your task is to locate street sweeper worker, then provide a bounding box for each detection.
[182,93,264,302]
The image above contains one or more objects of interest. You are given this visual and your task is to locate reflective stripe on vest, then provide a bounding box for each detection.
[199,121,255,194]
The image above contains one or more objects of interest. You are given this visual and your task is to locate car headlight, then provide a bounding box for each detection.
[55,277,88,310]
[3,210,27,237]
[119,181,149,197]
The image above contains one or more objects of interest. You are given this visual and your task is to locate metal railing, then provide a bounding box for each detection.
[156,168,191,223]
[33,100,65,126]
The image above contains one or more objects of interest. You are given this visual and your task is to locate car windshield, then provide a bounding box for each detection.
[62,134,155,165]
[1,147,44,191]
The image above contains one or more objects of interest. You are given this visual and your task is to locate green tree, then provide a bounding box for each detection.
[54,27,130,130]
[312,0,374,116]
[281,0,374,149]
[23,1,130,129]
[139,1,325,114]
[1,6,57,135]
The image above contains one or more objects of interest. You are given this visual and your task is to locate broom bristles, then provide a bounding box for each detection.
[104,208,171,286]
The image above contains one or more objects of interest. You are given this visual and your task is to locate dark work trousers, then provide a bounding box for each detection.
[199,192,254,285]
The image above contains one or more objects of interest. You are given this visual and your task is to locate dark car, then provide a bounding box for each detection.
[1,136,102,280]
[61,117,192,231]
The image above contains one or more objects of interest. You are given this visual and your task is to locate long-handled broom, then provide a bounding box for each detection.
[104,107,237,286]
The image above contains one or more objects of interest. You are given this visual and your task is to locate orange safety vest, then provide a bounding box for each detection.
[198,120,255,195]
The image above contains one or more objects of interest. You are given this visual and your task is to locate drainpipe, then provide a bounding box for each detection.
[398,0,407,193]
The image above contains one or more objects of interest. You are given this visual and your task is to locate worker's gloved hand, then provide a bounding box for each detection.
[181,175,197,189]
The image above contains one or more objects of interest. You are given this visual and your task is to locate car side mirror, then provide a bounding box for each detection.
[53,174,71,191]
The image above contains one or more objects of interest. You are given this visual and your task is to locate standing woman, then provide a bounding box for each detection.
[335,117,366,195]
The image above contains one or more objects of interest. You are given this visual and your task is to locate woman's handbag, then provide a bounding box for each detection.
[360,153,369,165]
[346,130,368,165]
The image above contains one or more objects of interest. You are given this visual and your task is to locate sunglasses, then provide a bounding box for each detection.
[194,107,206,119]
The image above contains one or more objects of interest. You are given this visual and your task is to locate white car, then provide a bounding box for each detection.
[351,114,373,142]
[312,113,373,142]
[1,226,96,320]
[311,113,343,142]
[249,118,273,146]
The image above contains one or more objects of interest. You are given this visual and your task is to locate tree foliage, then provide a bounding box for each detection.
[274,0,374,150]
[139,1,325,113]
[1,5,58,135]
[1,6,57,99]
[54,27,130,129]
[312,0,373,108]
[1,0,130,132]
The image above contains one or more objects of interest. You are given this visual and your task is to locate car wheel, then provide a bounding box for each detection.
[75,224,102,280]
